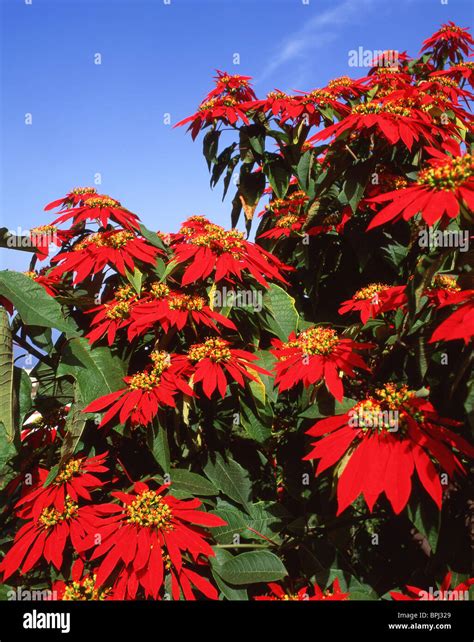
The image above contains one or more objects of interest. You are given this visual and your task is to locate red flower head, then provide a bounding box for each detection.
[207,70,256,102]
[128,281,236,338]
[271,326,373,401]
[50,230,161,283]
[86,285,137,346]
[324,76,366,100]
[89,482,226,600]
[339,283,407,324]
[29,225,75,260]
[15,452,109,520]
[430,289,474,344]
[175,96,250,140]
[367,152,474,229]
[432,61,474,89]
[304,383,474,515]
[0,500,108,580]
[421,22,474,64]
[44,187,97,211]
[424,274,462,308]
[52,194,140,231]
[171,217,290,287]
[244,91,299,123]
[310,97,438,152]
[254,578,349,601]
[84,351,193,427]
[280,88,349,126]
[187,337,269,398]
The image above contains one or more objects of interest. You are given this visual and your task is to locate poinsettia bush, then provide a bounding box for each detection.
[0,23,473,602]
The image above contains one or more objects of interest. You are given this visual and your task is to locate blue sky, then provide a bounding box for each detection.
[1,0,472,271]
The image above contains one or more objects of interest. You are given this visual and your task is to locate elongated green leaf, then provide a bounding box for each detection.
[218,551,287,585]
[59,398,87,465]
[168,469,218,496]
[147,421,170,473]
[204,453,251,508]
[0,309,14,441]
[0,271,78,335]
[263,284,298,341]
[58,338,125,405]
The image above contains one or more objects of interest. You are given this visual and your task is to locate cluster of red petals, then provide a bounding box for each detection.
[271,326,373,401]
[421,22,474,63]
[430,289,474,344]
[188,337,269,399]
[49,192,140,231]
[174,71,255,139]
[390,572,474,601]
[89,482,226,600]
[310,97,441,152]
[304,384,474,515]
[339,283,407,324]
[170,217,290,287]
[15,453,108,520]
[50,230,160,283]
[0,501,109,579]
[85,285,137,345]
[83,352,193,427]
[367,151,474,229]
[127,283,236,339]
[254,579,349,601]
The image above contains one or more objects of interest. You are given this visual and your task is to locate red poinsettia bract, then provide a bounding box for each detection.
[271,326,373,401]
[50,230,161,283]
[83,351,193,427]
[430,289,474,344]
[89,482,226,600]
[14,453,108,520]
[367,152,474,228]
[304,383,474,515]
[339,283,407,324]
[188,337,269,398]
[171,217,290,287]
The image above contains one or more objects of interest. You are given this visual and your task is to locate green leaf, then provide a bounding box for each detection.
[263,155,290,198]
[0,271,78,335]
[138,223,166,251]
[218,551,287,585]
[0,422,18,490]
[0,309,14,441]
[14,366,32,427]
[203,129,221,170]
[407,496,440,554]
[59,398,87,465]
[169,469,218,496]
[263,284,298,340]
[124,266,143,294]
[58,338,126,405]
[209,549,248,600]
[204,453,251,508]
[239,402,271,443]
[147,420,170,473]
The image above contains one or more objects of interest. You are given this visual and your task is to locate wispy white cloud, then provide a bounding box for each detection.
[256,0,377,86]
